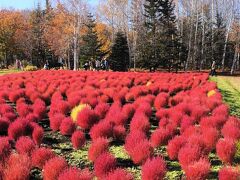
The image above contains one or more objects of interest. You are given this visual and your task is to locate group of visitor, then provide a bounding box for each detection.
[43,60,50,70]
[16,59,23,70]
[83,57,109,71]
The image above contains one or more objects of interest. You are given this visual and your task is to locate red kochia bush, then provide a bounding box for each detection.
[141,156,166,180]
[182,126,201,138]
[15,136,35,155]
[0,104,13,114]
[154,93,169,110]
[190,105,209,122]
[156,109,170,121]
[0,164,3,180]
[77,108,99,129]
[150,128,171,148]
[218,166,240,180]
[32,98,46,118]
[26,113,39,122]
[125,133,153,165]
[77,168,93,180]
[130,113,150,133]
[3,112,17,122]
[178,145,202,170]
[122,104,135,120]
[158,117,170,128]
[0,137,11,162]
[0,91,8,100]
[106,111,127,125]
[8,89,24,103]
[56,101,71,115]
[124,131,147,152]
[94,103,110,119]
[216,138,236,164]
[88,137,109,162]
[94,152,117,179]
[212,104,229,118]
[186,134,208,153]
[32,126,44,146]
[169,110,183,126]
[113,125,126,140]
[16,102,32,117]
[135,102,152,117]
[167,136,186,160]
[31,147,56,169]
[180,116,195,134]
[106,168,134,180]
[177,103,192,116]
[221,117,240,141]
[185,158,211,180]
[89,121,113,140]
[201,127,219,151]
[71,130,86,149]
[130,140,153,165]
[43,157,68,180]
[8,119,26,140]
[4,153,31,180]
[50,113,65,131]
[58,167,93,180]
[60,117,76,136]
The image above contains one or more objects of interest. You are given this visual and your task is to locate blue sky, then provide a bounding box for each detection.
[0,0,98,10]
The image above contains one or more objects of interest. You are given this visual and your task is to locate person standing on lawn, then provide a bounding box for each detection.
[210,60,216,76]
[95,59,101,71]
[16,59,20,70]
[103,57,109,71]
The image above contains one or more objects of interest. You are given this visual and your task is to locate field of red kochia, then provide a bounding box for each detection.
[0,70,239,180]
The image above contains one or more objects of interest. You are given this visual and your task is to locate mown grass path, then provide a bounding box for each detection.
[211,76,240,117]
[0,69,22,75]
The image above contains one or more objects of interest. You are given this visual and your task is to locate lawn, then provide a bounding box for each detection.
[0,69,22,75]
[211,76,240,117]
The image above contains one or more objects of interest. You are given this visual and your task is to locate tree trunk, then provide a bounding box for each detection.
[222,0,234,72]
[67,43,71,69]
[177,0,183,68]
[192,1,199,69]
[222,29,230,72]
[133,32,137,71]
[73,14,80,71]
[211,0,214,62]
[185,0,194,70]
[73,34,78,70]
[5,50,8,68]
[200,1,206,70]
[231,43,239,75]
[237,52,240,71]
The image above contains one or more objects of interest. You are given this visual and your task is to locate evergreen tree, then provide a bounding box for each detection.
[30,4,45,66]
[214,13,226,66]
[201,5,214,69]
[142,0,161,71]
[158,0,179,71]
[139,0,179,71]
[30,3,54,67]
[80,13,105,63]
[109,32,129,71]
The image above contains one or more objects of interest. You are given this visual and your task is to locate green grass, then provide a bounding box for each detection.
[211,76,240,117]
[0,69,22,75]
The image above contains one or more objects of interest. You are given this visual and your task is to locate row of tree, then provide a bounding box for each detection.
[0,0,239,73]
[100,0,240,73]
[0,0,111,70]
